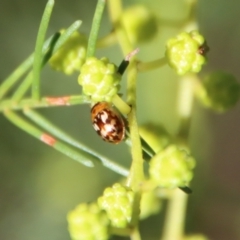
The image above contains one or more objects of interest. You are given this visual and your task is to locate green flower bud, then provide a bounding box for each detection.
[121,5,158,45]
[98,183,135,228]
[67,203,110,240]
[165,30,208,75]
[140,190,161,219]
[197,71,240,112]
[183,234,209,240]
[139,123,172,152]
[149,145,195,189]
[78,57,121,102]
[49,30,87,75]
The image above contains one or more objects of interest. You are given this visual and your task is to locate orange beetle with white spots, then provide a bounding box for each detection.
[91,102,126,144]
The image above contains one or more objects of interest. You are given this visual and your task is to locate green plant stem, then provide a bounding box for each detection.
[23,108,129,176]
[175,2,198,141]
[107,0,132,55]
[11,21,82,101]
[137,57,167,72]
[0,20,81,101]
[125,131,155,161]
[130,191,142,236]
[0,35,57,100]
[187,0,197,24]
[126,62,144,190]
[161,189,188,240]
[87,0,106,57]
[32,0,55,100]
[41,31,61,66]
[130,227,142,240]
[161,74,196,239]
[11,33,60,102]
[12,72,33,102]
[108,0,144,190]
[41,20,83,65]
[0,95,89,112]
[53,20,82,51]
[107,0,122,24]
[0,58,32,100]
[4,110,94,167]
[176,74,196,140]
[112,94,131,115]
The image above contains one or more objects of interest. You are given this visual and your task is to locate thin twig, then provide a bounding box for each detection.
[23,108,129,176]
[4,110,94,167]
[32,0,55,100]
[87,0,106,57]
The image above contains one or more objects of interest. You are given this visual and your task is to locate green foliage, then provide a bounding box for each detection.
[165,31,207,75]
[98,183,135,228]
[67,203,110,240]
[0,0,239,239]
[78,57,121,102]
[49,30,87,75]
[149,145,195,188]
[197,71,240,112]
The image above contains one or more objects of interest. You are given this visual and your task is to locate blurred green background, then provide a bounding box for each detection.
[1,0,240,239]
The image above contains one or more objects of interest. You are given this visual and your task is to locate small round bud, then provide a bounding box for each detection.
[165,30,208,75]
[197,71,240,112]
[78,57,121,102]
[49,30,87,75]
[67,203,110,240]
[140,190,161,219]
[98,183,135,228]
[121,5,158,45]
[149,145,195,189]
